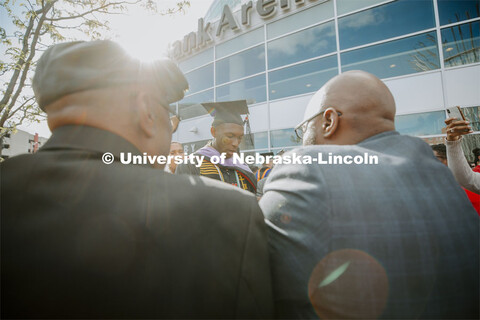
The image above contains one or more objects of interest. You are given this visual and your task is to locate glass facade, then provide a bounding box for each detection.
[338,0,435,50]
[269,55,338,100]
[395,111,446,136]
[216,28,264,59]
[178,90,214,120]
[239,131,268,150]
[463,106,480,131]
[267,21,336,69]
[184,64,213,94]
[441,21,480,68]
[270,128,302,148]
[342,32,440,78]
[437,0,480,26]
[267,0,334,39]
[173,0,480,153]
[179,48,213,73]
[216,45,265,85]
[336,0,387,16]
[216,74,267,103]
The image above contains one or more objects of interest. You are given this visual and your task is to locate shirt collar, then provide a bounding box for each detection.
[41,125,142,160]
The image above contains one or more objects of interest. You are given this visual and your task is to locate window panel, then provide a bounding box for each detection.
[216,45,265,85]
[463,106,480,131]
[169,103,177,117]
[268,21,336,69]
[341,32,440,79]
[178,48,213,73]
[337,0,389,16]
[338,0,435,50]
[240,151,268,164]
[270,128,302,148]
[240,131,269,150]
[178,89,213,120]
[216,28,264,59]
[184,63,213,95]
[216,74,267,104]
[269,55,338,100]
[442,21,480,68]
[437,0,480,26]
[395,111,446,136]
[267,0,334,39]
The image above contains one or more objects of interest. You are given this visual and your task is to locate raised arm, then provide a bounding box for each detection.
[445,118,480,193]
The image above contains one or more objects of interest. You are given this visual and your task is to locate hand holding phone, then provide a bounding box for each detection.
[445,106,472,141]
[446,106,466,121]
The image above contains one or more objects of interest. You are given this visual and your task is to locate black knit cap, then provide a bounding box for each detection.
[33,40,188,111]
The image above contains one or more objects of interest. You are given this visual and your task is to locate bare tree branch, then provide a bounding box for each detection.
[1,0,190,134]
[0,2,55,128]
[8,97,36,119]
[0,15,36,112]
[46,1,139,21]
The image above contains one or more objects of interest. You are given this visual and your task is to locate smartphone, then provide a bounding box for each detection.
[446,106,466,121]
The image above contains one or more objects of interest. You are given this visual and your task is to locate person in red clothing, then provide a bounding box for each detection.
[472,148,480,172]
[468,147,480,214]
[431,144,480,215]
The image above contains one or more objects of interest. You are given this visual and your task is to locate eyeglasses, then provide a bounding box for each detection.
[294,109,342,140]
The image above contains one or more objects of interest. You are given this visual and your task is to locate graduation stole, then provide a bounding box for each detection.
[256,167,271,182]
[199,159,255,191]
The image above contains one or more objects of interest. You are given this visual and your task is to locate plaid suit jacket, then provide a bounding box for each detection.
[260,131,479,319]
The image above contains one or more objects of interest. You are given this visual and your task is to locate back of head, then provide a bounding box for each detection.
[431,144,447,157]
[33,40,188,111]
[431,143,448,166]
[473,147,480,166]
[32,40,189,158]
[301,70,396,145]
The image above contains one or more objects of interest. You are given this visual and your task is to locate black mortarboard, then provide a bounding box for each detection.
[202,100,249,127]
[260,152,274,158]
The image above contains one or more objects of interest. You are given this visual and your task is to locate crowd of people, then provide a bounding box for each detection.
[1,40,478,319]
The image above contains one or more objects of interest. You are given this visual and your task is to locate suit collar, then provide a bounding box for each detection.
[358,130,399,145]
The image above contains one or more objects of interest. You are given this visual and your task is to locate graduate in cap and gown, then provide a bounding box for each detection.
[176,100,256,193]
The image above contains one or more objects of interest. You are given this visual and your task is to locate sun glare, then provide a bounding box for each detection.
[107,1,211,63]
[113,8,174,62]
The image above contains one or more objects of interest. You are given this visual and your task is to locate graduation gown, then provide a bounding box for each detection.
[176,153,256,194]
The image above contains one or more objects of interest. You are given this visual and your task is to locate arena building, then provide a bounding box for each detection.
[169,0,479,156]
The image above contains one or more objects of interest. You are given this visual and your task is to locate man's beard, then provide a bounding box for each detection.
[303,124,317,146]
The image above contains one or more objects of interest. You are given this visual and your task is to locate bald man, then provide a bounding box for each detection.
[260,71,479,319]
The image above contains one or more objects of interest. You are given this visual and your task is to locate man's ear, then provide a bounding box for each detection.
[137,91,155,138]
[210,126,216,138]
[322,107,340,138]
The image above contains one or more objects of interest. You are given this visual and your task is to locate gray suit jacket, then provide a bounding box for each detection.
[1,125,273,319]
[260,131,479,319]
